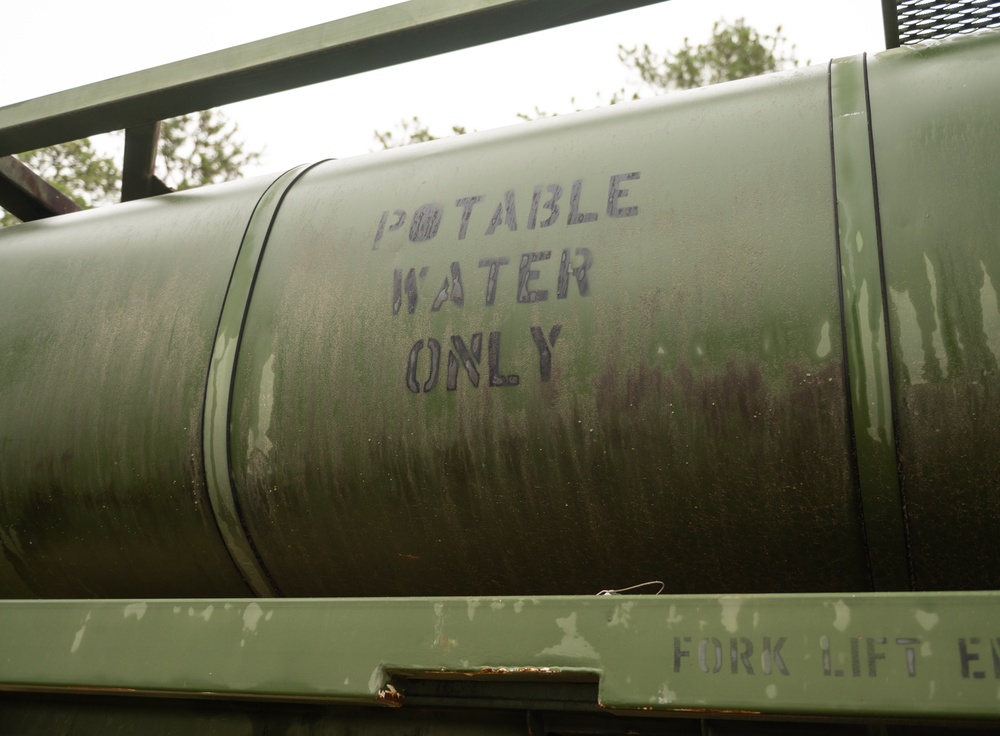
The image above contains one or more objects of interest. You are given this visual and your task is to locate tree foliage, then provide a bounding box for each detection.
[619,18,799,93]
[372,18,798,148]
[1,109,261,227]
[157,111,261,191]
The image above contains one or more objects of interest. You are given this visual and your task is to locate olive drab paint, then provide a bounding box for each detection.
[1,33,999,600]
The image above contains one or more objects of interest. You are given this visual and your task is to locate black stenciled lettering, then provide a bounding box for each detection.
[406,340,424,393]
[567,179,598,225]
[518,251,551,303]
[699,638,723,674]
[485,203,504,235]
[478,257,510,306]
[373,209,406,249]
[731,637,754,675]
[528,186,542,230]
[393,267,426,315]
[850,638,862,677]
[530,325,562,382]
[540,184,562,228]
[448,333,482,390]
[557,247,592,299]
[866,637,886,677]
[455,196,486,240]
[407,338,441,393]
[673,637,691,673]
[488,332,519,387]
[374,211,389,249]
[431,262,465,312]
[424,339,440,392]
[607,171,640,217]
[895,638,919,677]
[820,636,845,677]
[409,203,444,243]
[762,637,789,676]
[484,190,518,235]
[772,638,790,676]
[959,638,984,679]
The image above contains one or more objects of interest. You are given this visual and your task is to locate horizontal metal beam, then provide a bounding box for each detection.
[0,156,83,222]
[0,0,670,158]
[0,592,998,721]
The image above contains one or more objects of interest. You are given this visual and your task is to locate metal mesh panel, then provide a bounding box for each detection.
[897,0,1000,44]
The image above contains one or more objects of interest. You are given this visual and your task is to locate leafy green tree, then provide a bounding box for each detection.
[619,18,799,94]
[1,109,260,226]
[156,110,262,191]
[373,18,798,146]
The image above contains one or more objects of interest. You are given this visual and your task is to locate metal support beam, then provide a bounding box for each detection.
[0,156,83,222]
[121,122,171,202]
[0,593,998,721]
[0,0,670,158]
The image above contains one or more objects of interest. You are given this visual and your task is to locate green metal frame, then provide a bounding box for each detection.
[0,593,997,722]
[0,0,670,158]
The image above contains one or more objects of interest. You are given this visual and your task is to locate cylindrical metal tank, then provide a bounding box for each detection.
[0,31,997,598]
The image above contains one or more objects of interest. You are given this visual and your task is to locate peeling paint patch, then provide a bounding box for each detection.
[368,666,383,694]
[172,606,181,614]
[766,684,777,699]
[540,612,599,659]
[247,353,276,460]
[199,605,214,622]
[513,600,524,614]
[657,682,677,704]
[70,613,91,654]
[609,600,635,628]
[666,605,682,624]
[829,600,850,631]
[719,597,742,633]
[916,610,939,631]
[921,641,932,657]
[243,602,264,632]
[241,602,264,647]
[467,599,480,621]
[433,601,456,650]
[816,320,832,358]
[490,599,505,611]
[123,602,147,621]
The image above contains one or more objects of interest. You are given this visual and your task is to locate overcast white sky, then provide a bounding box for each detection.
[2,1,887,177]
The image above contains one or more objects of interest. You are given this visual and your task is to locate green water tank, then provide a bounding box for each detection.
[0,31,997,598]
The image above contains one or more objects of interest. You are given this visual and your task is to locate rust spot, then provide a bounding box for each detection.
[670,708,762,716]
[376,682,404,707]
[478,666,563,676]
[398,553,420,560]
